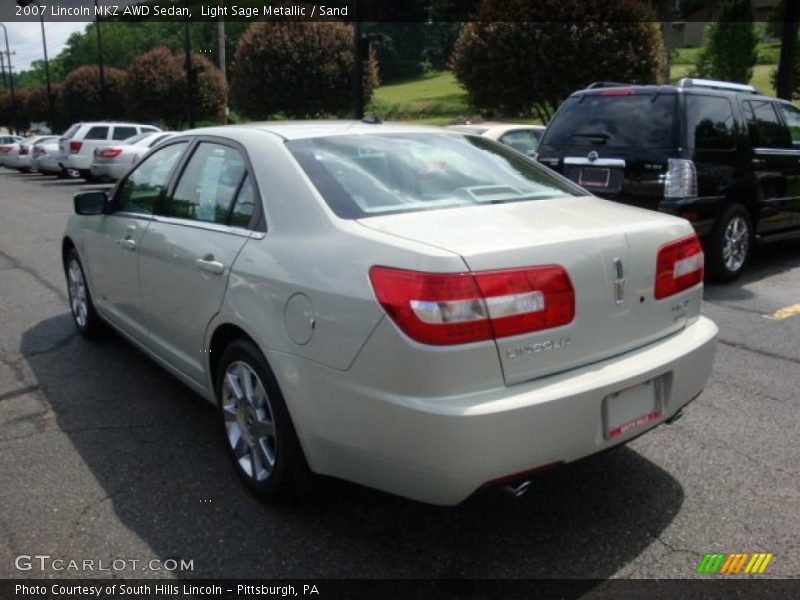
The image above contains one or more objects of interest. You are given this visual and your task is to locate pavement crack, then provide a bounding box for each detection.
[0,384,40,403]
[718,338,800,366]
[0,247,68,302]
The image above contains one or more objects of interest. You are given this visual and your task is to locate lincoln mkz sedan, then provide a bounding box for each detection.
[62,122,718,505]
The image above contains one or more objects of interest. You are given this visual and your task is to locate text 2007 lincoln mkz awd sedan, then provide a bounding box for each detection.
[62,122,718,505]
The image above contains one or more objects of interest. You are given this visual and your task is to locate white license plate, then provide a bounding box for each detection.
[603,378,664,439]
[578,167,610,188]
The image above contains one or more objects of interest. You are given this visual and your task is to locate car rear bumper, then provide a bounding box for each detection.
[65,155,91,170]
[267,315,718,505]
[90,162,127,181]
[33,156,61,173]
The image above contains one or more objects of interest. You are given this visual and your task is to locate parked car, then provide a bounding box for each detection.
[536,78,800,281]
[90,131,177,182]
[63,122,718,505]
[0,135,24,167]
[6,135,59,172]
[58,122,162,181]
[448,122,545,156]
[32,136,75,177]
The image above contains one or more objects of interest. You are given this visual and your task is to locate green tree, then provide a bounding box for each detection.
[58,65,127,123]
[231,21,379,119]
[693,1,758,83]
[450,0,665,121]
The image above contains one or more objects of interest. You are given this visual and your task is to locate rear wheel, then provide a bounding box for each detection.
[215,339,309,501]
[706,204,752,282]
[64,249,104,338]
[79,169,94,182]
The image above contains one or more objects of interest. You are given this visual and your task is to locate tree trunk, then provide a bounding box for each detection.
[775,1,799,100]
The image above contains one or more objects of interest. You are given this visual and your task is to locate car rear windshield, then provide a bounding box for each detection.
[287,133,580,219]
[543,93,677,149]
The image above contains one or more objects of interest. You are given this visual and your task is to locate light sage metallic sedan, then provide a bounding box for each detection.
[62,122,718,505]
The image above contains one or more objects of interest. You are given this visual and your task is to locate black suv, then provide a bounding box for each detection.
[536,78,800,281]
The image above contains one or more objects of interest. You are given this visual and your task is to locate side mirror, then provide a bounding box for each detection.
[74,191,108,215]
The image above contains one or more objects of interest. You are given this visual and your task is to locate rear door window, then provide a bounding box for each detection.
[165,142,247,224]
[744,100,791,148]
[542,93,677,148]
[685,95,737,149]
[112,126,138,141]
[779,103,800,148]
[84,126,109,141]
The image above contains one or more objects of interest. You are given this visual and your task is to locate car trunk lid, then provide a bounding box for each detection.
[359,195,700,385]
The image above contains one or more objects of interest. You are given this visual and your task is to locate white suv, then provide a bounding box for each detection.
[59,122,161,180]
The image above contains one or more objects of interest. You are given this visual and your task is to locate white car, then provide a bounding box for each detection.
[0,135,25,167]
[58,122,161,181]
[6,135,59,172]
[448,122,546,156]
[91,131,177,182]
[32,136,70,177]
[62,122,718,505]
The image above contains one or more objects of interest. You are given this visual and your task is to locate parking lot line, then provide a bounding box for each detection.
[764,302,800,321]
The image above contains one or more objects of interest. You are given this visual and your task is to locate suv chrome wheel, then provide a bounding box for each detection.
[222,361,277,482]
[722,215,749,273]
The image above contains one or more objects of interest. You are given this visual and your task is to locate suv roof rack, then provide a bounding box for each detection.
[585,82,632,89]
[678,78,761,94]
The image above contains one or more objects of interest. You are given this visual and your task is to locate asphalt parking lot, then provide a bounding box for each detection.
[0,169,798,581]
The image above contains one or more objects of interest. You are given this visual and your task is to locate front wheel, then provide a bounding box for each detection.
[216,340,309,501]
[706,204,753,283]
[64,249,105,338]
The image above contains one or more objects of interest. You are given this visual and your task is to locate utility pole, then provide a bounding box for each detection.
[218,12,227,124]
[93,0,107,117]
[0,51,8,91]
[0,24,19,135]
[353,0,364,119]
[183,2,195,128]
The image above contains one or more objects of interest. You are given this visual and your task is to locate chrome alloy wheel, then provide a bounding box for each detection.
[67,259,88,328]
[722,215,749,273]
[222,361,277,482]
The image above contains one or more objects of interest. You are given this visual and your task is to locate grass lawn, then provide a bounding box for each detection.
[369,70,469,125]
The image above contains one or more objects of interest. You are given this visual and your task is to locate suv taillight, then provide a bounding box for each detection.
[655,234,704,299]
[664,159,697,198]
[69,141,82,154]
[369,266,575,345]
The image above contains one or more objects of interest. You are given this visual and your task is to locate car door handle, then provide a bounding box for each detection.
[120,238,136,251]
[196,257,225,275]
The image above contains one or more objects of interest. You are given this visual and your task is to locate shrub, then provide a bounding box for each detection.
[692,2,758,84]
[58,65,127,123]
[449,0,665,121]
[232,21,379,119]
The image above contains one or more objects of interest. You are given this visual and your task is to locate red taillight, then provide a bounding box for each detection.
[369,265,575,346]
[69,141,82,154]
[0,147,11,154]
[98,148,122,158]
[654,234,704,299]
[600,88,635,96]
[19,145,29,155]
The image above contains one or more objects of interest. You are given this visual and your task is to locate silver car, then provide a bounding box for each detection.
[62,122,718,505]
[90,131,177,182]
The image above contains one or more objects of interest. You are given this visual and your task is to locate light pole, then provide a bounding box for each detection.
[93,0,107,117]
[0,24,19,135]
[183,0,195,128]
[218,7,226,124]
[17,0,55,132]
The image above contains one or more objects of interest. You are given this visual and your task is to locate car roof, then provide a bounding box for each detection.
[181,120,444,141]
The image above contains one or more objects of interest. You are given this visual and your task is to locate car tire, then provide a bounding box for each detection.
[64,248,105,339]
[706,204,753,283]
[215,339,310,501]
[79,170,94,182]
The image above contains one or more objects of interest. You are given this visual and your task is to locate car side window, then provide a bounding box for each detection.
[112,126,138,141]
[164,142,247,225]
[229,175,256,228]
[686,95,736,150]
[779,104,800,148]
[84,126,109,141]
[744,100,791,148]
[499,130,540,155]
[114,142,188,215]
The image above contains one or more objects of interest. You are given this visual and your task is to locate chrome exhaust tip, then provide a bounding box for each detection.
[504,480,532,498]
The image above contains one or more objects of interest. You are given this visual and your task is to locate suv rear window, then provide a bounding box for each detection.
[542,93,677,149]
[288,133,580,219]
